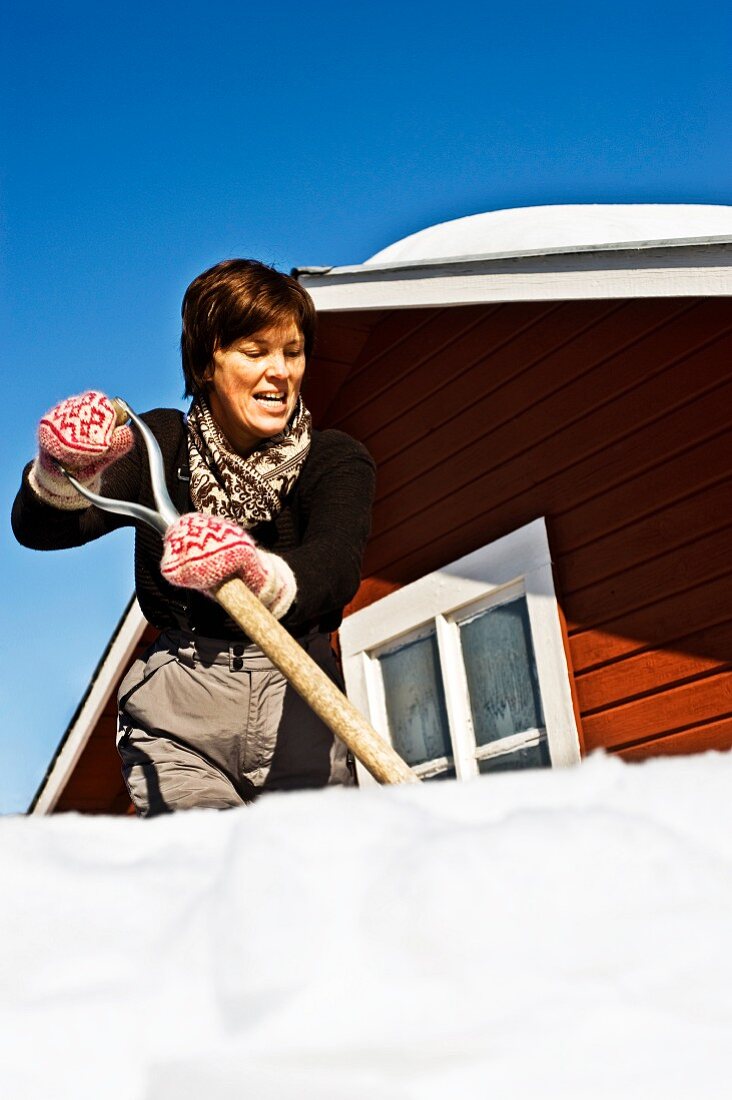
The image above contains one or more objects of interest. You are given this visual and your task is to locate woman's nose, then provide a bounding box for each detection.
[265,351,289,377]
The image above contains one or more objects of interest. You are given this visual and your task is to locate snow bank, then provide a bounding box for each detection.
[2,751,732,1099]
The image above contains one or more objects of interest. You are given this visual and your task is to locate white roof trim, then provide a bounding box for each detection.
[31,598,147,815]
[297,240,732,311]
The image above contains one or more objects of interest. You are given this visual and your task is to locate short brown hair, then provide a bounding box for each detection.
[180,259,317,397]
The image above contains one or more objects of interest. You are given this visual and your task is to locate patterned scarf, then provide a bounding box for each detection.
[187,393,312,529]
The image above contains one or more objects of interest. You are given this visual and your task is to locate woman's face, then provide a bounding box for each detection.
[206,320,306,455]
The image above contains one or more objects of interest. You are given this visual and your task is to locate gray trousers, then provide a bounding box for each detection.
[117,629,354,816]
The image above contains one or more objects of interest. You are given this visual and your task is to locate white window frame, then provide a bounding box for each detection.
[339,517,581,785]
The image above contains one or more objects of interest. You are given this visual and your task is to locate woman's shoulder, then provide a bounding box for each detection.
[137,407,187,457]
[308,428,375,466]
[140,406,186,434]
[295,430,376,504]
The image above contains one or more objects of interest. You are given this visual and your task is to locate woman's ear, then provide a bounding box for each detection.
[203,344,222,385]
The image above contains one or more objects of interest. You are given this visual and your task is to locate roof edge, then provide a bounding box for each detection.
[29,596,147,814]
[295,233,732,280]
[296,239,732,312]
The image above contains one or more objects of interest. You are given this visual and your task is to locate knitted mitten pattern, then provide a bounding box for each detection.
[160,513,297,620]
[29,391,134,510]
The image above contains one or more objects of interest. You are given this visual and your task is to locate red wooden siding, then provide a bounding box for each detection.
[51,623,158,814]
[328,298,732,761]
[301,311,385,423]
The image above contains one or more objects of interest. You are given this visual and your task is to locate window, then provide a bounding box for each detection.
[340,519,580,784]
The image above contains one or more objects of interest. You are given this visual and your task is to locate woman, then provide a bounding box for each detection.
[12,259,376,816]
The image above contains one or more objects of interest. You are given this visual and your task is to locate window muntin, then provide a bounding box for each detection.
[477,739,550,774]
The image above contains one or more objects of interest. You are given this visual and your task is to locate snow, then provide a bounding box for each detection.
[3,751,732,1099]
[364,203,732,266]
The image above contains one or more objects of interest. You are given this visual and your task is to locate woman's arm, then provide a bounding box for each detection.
[11,433,143,550]
[277,431,377,626]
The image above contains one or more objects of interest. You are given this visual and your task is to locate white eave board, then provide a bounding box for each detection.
[30,597,147,815]
[296,238,732,311]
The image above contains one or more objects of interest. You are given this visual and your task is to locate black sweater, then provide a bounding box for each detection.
[12,408,376,640]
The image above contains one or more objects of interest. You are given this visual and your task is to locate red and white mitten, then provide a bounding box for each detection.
[29,391,134,510]
[160,513,297,620]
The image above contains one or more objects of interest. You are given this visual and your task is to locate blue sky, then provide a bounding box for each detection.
[1,0,730,813]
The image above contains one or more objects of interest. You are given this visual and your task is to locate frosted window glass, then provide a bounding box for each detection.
[460,598,543,746]
[378,633,452,767]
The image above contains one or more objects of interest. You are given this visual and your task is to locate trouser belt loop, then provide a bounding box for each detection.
[176,635,197,669]
[229,643,246,673]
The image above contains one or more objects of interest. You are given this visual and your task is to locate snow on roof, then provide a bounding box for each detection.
[364,204,732,266]
[3,750,732,1097]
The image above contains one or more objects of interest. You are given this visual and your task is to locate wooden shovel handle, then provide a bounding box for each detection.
[213,577,419,785]
[111,398,130,426]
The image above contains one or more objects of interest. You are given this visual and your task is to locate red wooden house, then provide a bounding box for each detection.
[30,204,732,812]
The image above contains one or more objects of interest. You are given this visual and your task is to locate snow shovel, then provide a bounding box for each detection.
[60,398,419,786]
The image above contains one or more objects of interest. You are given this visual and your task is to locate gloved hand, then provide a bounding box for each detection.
[160,512,297,620]
[29,391,134,510]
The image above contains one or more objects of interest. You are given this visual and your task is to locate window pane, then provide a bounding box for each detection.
[478,739,550,774]
[459,597,543,746]
[378,632,452,767]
